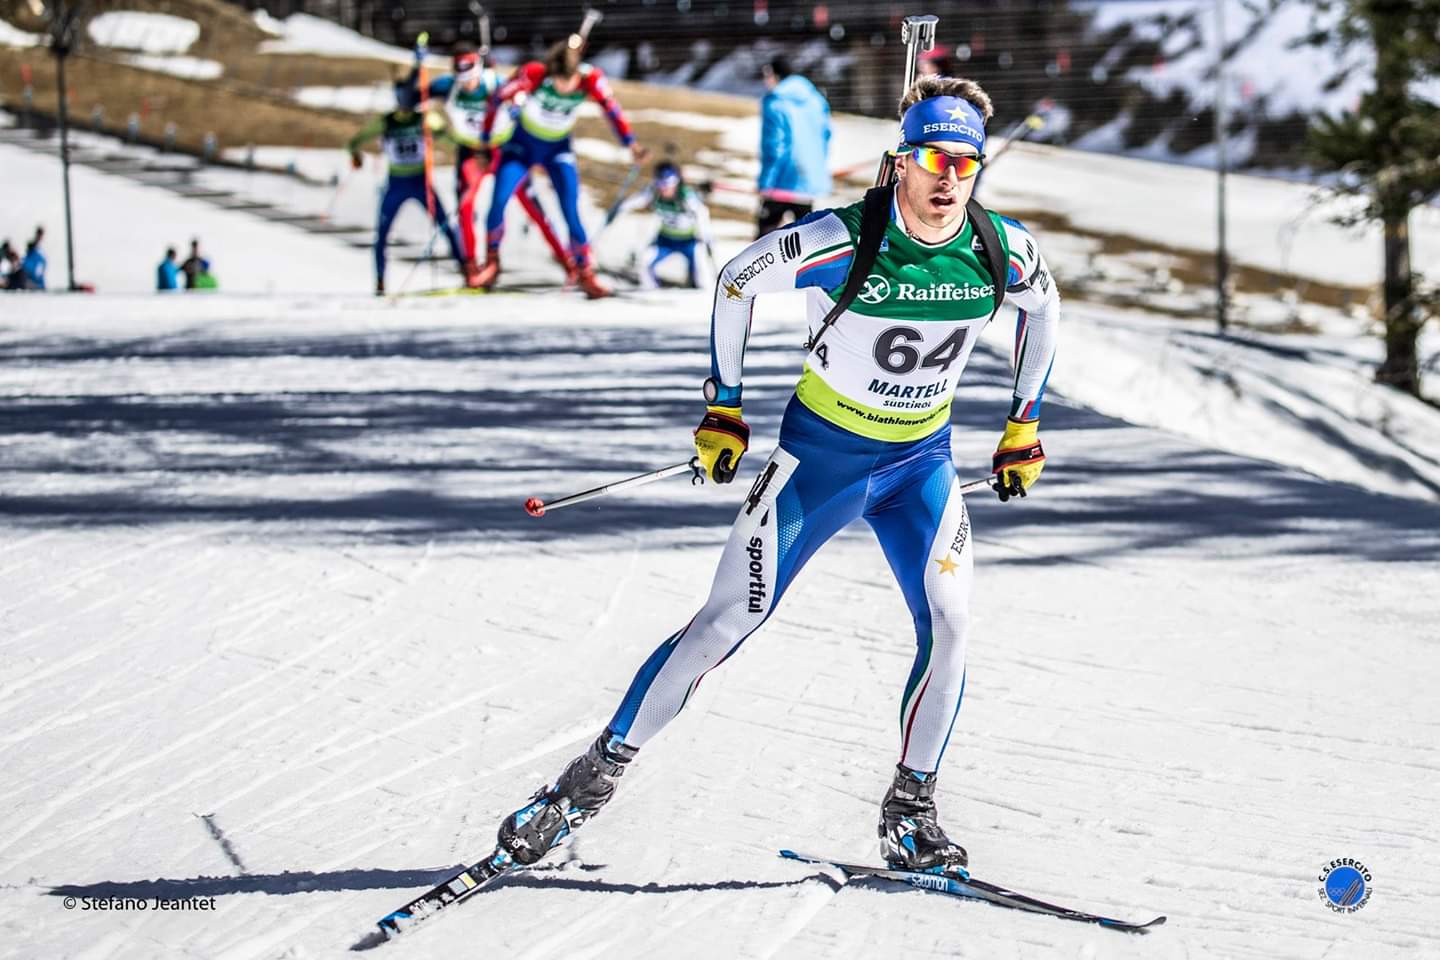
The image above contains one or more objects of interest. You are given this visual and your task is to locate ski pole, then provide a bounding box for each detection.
[987,111,1047,167]
[959,473,1026,500]
[321,163,356,223]
[576,7,603,44]
[604,162,643,225]
[391,222,442,297]
[469,1,490,54]
[525,457,704,517]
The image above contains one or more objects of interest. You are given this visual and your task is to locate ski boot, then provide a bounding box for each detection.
[375,277,385,296]
[575,264,612,300]
[878,764,969,875]
[475,252,501,290]
[497,732,636,865]
[462,258,482,289]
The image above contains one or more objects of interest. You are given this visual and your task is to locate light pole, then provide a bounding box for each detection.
[1213,0,1229,333]
[49,0,81,291]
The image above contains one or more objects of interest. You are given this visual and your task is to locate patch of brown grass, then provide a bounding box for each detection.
[0,0,269,47]
[1,48,366,153]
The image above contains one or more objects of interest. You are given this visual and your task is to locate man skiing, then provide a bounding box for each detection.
[417,42,573,284]
[348,79,466,294]
[493,76,1060,876]
[475,35,647,298]
[609,160,714,289]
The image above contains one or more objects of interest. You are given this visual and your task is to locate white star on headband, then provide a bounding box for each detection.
[946,104,969,120]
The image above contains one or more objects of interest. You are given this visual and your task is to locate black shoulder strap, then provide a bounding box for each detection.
[804,184,892,354]
[965,197,1008,319]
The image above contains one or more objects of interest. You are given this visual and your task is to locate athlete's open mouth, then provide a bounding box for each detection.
[929,193,957,213]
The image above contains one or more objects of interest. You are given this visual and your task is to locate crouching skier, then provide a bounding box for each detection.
[496,76,1061,875]
[610,160,715,289]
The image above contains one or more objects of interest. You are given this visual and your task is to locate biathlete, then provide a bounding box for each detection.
[610,161,715,289]
[348,80,465,294]
[475,35,647,298]
[417,43,573,286]
[489,76,1061,875]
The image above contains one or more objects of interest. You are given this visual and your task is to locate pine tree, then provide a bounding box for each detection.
[1302,0,1440,397]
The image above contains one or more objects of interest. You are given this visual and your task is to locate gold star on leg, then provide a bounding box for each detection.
[933,554,959,576]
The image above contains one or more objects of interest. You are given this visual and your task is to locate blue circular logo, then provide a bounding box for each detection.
[1325,867,1365,907]
[1317,858,1372,913]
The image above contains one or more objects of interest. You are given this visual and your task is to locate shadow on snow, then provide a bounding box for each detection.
[1,325,1436,563]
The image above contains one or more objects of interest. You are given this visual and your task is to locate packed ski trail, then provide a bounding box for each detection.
[1,292,1437,960]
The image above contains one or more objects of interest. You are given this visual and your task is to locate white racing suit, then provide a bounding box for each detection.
[607,193,1059,773]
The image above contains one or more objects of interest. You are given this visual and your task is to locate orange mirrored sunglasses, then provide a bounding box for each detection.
[896,145,984,179]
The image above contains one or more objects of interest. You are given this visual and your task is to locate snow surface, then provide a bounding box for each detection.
[119,54,224,81]
[293,83,396,114]
[217,144,364,187]
[0,17,41,47]
[1,286,1437,959]
[251,8,287,38]
[1054,307,1440,501]
[257,12,416,63]
[85,11,199,54]
[0,140,371,294]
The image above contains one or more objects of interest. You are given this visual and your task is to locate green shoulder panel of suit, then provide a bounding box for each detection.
[824,198,1012,323]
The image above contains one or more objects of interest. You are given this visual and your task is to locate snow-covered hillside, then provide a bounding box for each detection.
[1,286,1437,959]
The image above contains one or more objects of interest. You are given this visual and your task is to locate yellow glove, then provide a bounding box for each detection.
[992,418,1045,501]
[694,405,749,483]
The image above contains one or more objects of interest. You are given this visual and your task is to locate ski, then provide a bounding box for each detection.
[360,848,515,946]
[779,850,1166,933]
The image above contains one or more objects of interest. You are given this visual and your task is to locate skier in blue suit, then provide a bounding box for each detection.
[348,80,465,294]
[488,76,1063,880]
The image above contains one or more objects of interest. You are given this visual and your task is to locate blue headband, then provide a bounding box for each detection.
[899,96,987,155]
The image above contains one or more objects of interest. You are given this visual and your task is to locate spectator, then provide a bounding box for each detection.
[0,240,15,289]
[181,238,203,290]
[20,227,47,290]
[157,247,182,291]
[193,258,218,290]
[756,55,831,237]
[919,49,954,77]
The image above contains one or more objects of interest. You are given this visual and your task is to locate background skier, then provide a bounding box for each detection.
[609,160,714,289]
[415,42,574,284]
[476,34,648,298]
[348,78,466,294]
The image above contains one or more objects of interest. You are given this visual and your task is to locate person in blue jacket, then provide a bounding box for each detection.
[156,247,182,291]
[20,227,47,290]
[756,56,831,237]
